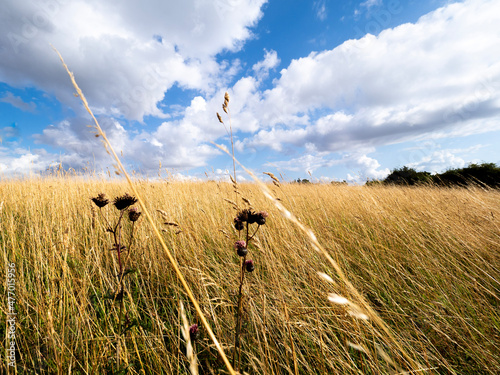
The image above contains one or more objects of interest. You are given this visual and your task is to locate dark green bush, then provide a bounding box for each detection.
[433,163,500,188]
[383,166,433,186]
[373,163,500,188]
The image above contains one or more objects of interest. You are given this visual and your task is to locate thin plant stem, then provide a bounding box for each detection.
[213,142,422,371]
[233,221,250,369]
[226,107,238,205]
[53,46,237,375]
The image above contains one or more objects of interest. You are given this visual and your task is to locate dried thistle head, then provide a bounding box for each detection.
[256,211,268,226]
[234,218,244,231]
[236,208,253,223]
[113,193,138,211]
[247,211,260,225]
[91,193,109,208]
[234,240,248,257]
[244,259,255,272]
[189,324,199,341]
[128,207,142,222]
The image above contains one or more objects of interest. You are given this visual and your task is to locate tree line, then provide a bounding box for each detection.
[366,162,500,188]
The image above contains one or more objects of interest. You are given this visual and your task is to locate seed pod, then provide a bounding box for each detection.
[237,247,248,257]
[128,207,141,222]
[235,240,248,257]
[245,259,255,272]
[189,324,199,341]
[234,218,244,231]
[257,211,269,226]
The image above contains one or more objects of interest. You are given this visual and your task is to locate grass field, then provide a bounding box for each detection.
[1,177,499,374]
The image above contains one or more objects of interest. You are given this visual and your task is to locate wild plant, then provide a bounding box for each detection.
[231,208,268,370]
[217,92,270,371]
[90,192,141,368]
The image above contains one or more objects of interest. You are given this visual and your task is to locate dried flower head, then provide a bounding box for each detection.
[113,193,138,211]
[247,212,259,225]
[236,209,253,223]
[234,218,244,231]
[189,324,199,341]
[128,207,141,222]
[91,193,109,208]
[244,259,255,272]
[217,112,224,124]
[256,211,269,226]
[234,240,248,257]
[224,92,230,103]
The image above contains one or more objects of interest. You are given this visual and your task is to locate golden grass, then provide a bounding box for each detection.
[1,177,499,374]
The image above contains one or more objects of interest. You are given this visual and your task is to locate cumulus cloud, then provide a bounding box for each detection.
[240,0,500,154]
[406,145,486,173]
[0,0,267,121]
[265,149,389,181]
[2,0,499,179]
[0,0,270,175]
[252,49,280,81]
[0,147,64,176]
[345,152,390,181]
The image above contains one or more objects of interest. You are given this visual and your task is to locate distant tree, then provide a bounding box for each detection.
[383,166,433,186]
[434,163,500,188]
[365,179,382,186]
[331,180,348,185]
[294,178,311,184]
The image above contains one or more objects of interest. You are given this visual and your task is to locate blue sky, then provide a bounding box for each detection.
[0,0,499,182]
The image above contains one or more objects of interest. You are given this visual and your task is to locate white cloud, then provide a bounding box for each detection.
[0,92,36,112]
[265,154,336,173]
[406,145,485,173]
[360,0,382,9]
[2,0,499,179]
[346,152,390,181]
[239,0,500,154]
[0,0,270,176]
[313,1,327,21]
[0,0,267,121]
[265,149,389,181]
[252,49,280,80]
[0,147,63,176]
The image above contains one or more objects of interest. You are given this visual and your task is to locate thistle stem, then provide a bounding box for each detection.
[233,221,250,369]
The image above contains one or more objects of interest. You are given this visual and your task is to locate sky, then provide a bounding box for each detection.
[0,0,499,182]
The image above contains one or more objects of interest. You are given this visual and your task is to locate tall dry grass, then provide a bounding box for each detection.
[1,176,499,374]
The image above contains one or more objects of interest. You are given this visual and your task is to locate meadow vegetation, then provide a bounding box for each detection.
[2,51,498,374]
[1,177,499,374]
